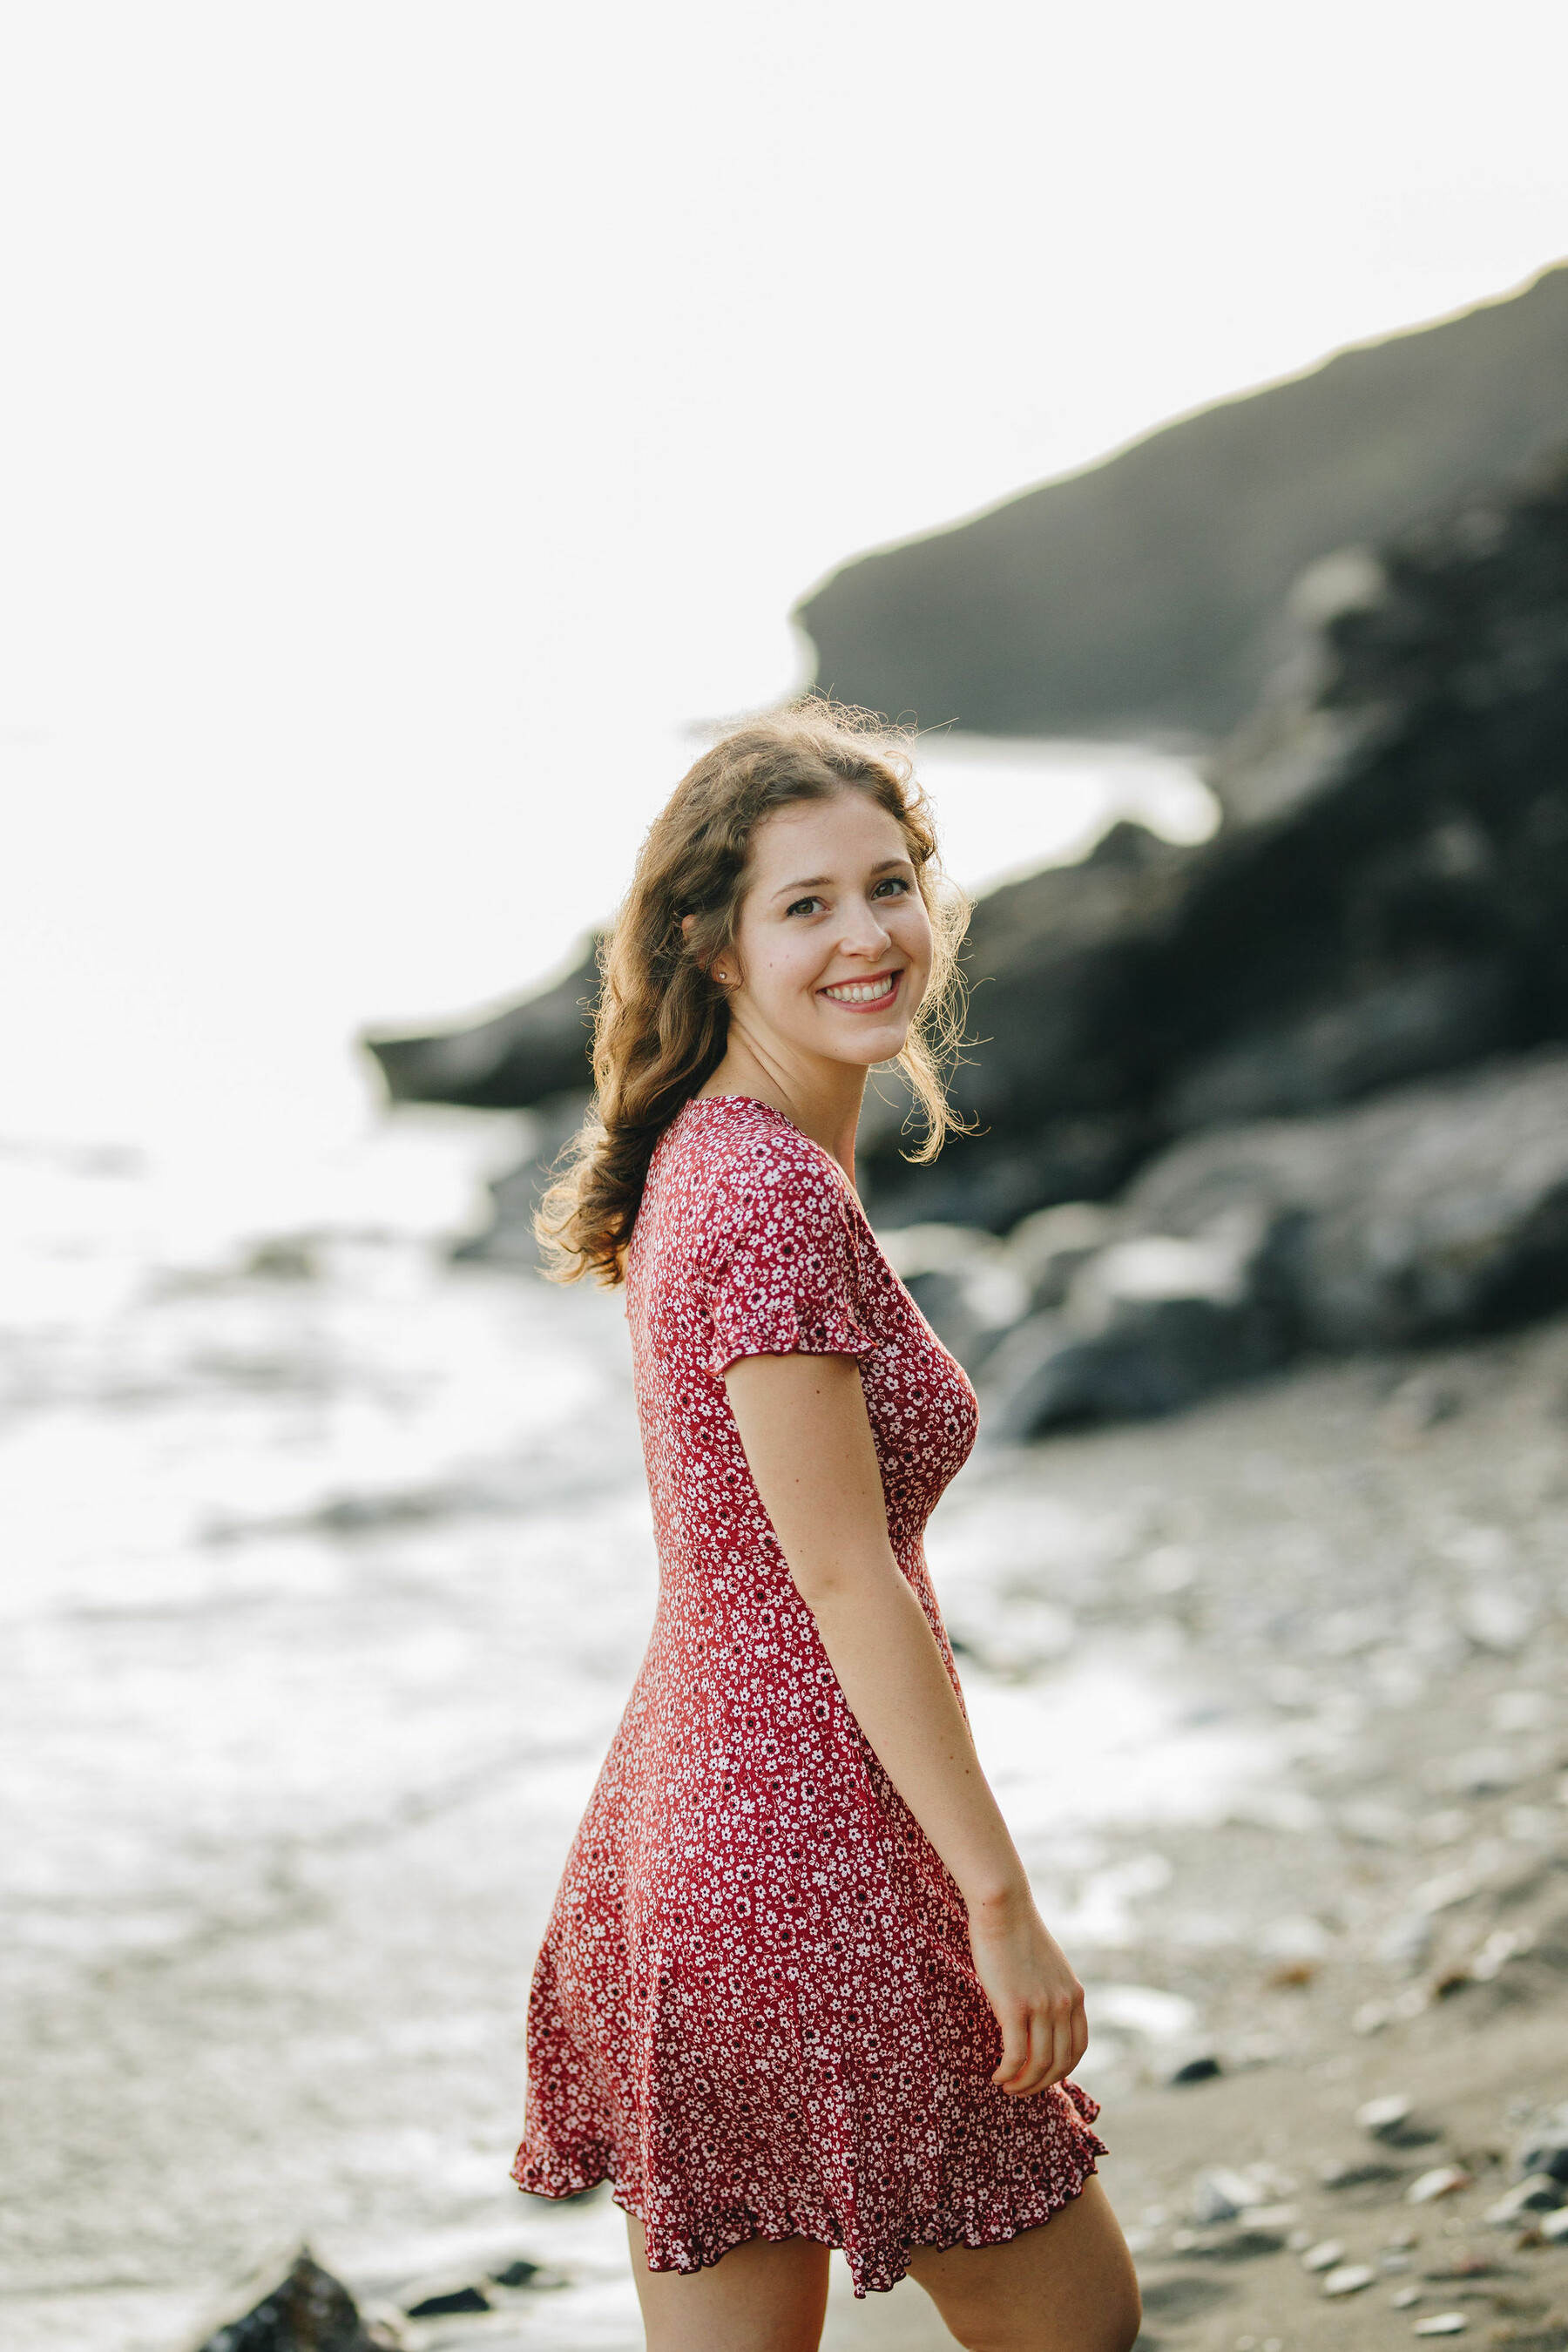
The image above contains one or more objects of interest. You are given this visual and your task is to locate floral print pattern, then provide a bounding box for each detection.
[513,1094,1103,2295]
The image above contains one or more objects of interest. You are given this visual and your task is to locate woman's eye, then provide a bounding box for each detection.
[786,896,824,917]
[872,876,911,899]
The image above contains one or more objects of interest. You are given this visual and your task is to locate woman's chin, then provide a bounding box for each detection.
[818,1020,912,1069]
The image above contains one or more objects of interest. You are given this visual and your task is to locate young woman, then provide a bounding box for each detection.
[514,706,1140,2352]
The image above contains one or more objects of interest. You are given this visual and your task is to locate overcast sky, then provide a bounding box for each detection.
[3,2,1565,1162]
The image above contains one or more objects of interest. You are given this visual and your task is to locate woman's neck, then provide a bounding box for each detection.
[697,1037,868,1185]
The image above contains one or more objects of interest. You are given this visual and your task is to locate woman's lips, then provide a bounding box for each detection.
[818,968,902,1008]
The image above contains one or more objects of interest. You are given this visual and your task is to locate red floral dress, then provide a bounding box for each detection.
[513,1095,1104,2295]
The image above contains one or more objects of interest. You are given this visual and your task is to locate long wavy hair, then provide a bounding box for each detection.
[536,700,970,1285]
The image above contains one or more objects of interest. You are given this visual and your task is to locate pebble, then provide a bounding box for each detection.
[490,2260,543,2288]
[1407,2166,1471,2204]
[1410,1869,1477,1915]
[1484,2173,1565,2225]
[1168,2054,1223,2085]
[1323,2263,1376,2296]
[1358,2092,1415,2138]
[1541,2207,1568,2243]
[1412,2316,1468,2336]
[1519,2106,1568,2183]
[1391,2285,1423,2308]
[405,2284,490,2316]
[1380,1913,1436,1968]
[1301,2239,1347,2271]
[1190,2165,1261,2223]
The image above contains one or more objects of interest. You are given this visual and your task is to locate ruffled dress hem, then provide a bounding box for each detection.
[513,2089,1108,2298]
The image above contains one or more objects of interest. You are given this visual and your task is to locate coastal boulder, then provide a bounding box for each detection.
[982,1047,1568,1433]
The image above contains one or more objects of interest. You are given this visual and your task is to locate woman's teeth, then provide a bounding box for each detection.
[821,974,897,1004]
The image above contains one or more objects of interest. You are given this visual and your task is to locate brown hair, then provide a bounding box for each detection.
[536,700,970,1285]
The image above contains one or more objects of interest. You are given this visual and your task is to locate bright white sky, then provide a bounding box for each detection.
[3,2,1566,1173]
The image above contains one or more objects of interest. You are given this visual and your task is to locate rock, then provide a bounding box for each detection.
[1358,2093,1416,2138]
[1407,2166,1473,2204]
[1378,1915,1436,1973]
[1119,1049,1568,1354]
[1443,1747,1521,1795]
[1392,2283,1423,2308]
[1486,2174,1565,2225]
[857,449,1568,1233]
[1188,2166,1261,2224]
[362,938,600,1110]
[1460,1590,1537,1653]
[1302,2240,1348,2272]
[1321,2160,1405,2190]
[1411,2315,1468,2336]
[1167,2053,1224,2085]
[1323,2263,1377,2296]
[981,1039,1568,1429]
[403,2285,490,2318]
[1518,2107,1568,2183]
[488,2261,543,2288]
[794,263,1568,741]
[194,2251,376,2352]
[1540,2207,1568,2242]
[980,1218,1290,1436]
[1002,1201,1122,1310]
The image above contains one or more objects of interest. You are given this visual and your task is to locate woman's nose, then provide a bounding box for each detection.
[838,902,892,956]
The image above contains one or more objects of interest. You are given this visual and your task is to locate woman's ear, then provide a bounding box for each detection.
[681,911,733,988]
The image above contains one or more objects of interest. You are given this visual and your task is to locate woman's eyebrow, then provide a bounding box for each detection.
[771,856,910,900]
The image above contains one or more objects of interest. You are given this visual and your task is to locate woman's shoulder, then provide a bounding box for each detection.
[659,1097,857,1241]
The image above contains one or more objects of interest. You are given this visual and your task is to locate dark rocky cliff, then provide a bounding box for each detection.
[795,264,1568,743]
[861,449,1568,1231]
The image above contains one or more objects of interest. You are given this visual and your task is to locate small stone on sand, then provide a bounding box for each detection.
[1407,2166,1471,2204]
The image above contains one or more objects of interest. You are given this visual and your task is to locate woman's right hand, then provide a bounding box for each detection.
[967,1882,1088,2097]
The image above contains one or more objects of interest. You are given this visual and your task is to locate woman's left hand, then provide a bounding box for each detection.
[967,1882,1089,2097]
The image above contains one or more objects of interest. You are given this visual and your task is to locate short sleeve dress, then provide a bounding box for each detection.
[513,1095,1104,2295]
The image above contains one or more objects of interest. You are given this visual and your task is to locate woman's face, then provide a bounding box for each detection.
[721,789,935,1074]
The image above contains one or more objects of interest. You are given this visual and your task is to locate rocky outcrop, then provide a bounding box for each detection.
[861,448,1568,1231]
[362,939,600,1110]
[972,1047,1568,1436]
[795,262,1568,741]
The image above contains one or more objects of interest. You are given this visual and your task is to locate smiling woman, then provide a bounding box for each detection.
[517,703,1139,2352]
[535,701,970,1288]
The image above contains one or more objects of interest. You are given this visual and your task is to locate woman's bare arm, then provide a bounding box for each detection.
[724,1349,1087,2096]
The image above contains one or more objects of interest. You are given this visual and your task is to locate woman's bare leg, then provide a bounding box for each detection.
[905,2178,1141,2352]
[626,2214,831,2352]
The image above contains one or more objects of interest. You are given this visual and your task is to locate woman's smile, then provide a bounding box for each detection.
[817,968,902,1008]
